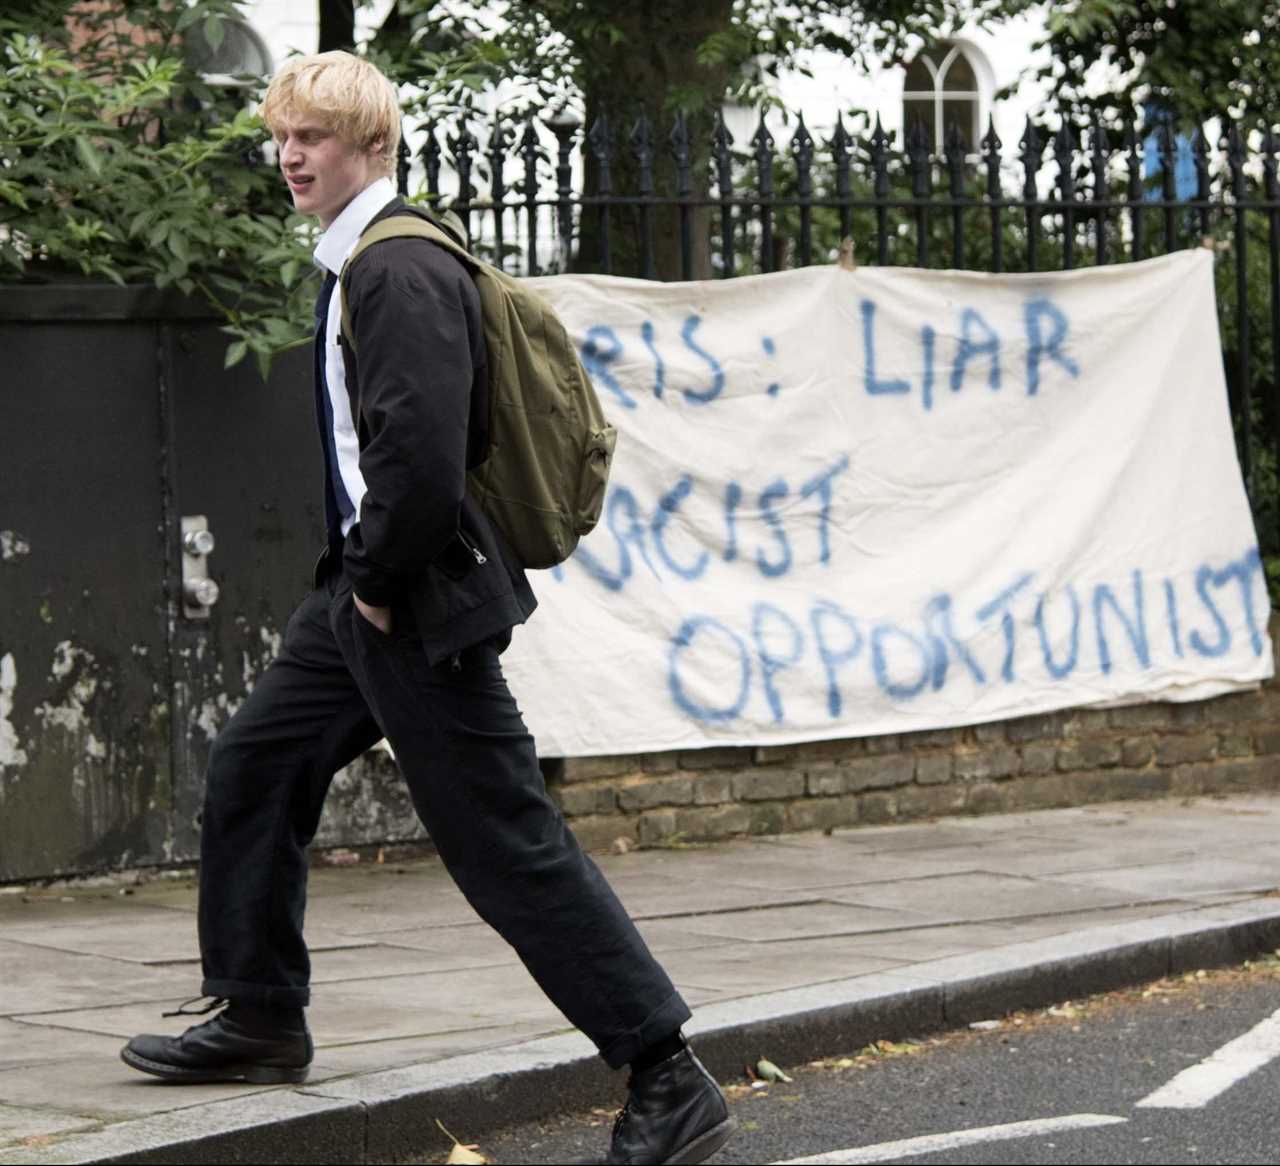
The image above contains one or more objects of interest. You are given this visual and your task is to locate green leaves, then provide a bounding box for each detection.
[0,7,314,376]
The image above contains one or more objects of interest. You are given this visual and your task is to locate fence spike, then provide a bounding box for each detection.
[982,115,1003,202]
[488,118,510,192]
[1089,114,1109,193]
[520,118,540,276]
[751,114,775,197]
[1263,125,1279,197]
[830,112,851,159]
[906,117,931,198]
[1053,123,1076,199]
[980,115,1002,155]
[712,109,734,153]
[670,110,692,196]
[1225,121,1247,171]
[1190,124,1211,197]
[588,113,613,194]
[396,137,410,196]
[449,117,478,205]
[712,109,734,193]
[631,112,655,196]
[1020,117,1044,200]
[790,113,814,198]
[944,120,967,197]
[869,113,891,200]
[420,121,442,198]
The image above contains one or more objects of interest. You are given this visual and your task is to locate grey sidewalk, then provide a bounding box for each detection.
[4,793,1280,1164]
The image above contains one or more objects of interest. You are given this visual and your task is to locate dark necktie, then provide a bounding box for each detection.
[313,270,355,552]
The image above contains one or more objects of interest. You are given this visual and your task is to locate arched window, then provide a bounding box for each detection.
[185,16,273,89]
[902,42,983,150]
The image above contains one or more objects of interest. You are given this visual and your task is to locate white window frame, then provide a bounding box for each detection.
[902,42,983,150]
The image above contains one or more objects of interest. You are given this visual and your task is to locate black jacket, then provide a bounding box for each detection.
[330,198,536,663]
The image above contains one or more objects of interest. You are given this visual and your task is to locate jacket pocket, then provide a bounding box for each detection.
[574,426,617,536]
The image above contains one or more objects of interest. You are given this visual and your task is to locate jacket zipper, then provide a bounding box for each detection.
[460,532,487,566]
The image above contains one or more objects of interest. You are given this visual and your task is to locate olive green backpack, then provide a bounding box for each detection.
[338,210,617,569]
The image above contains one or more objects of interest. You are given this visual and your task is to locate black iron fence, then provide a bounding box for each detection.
[394,107,1280,558]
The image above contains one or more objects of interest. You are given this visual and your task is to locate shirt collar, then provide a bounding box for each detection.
[313,177,397,276]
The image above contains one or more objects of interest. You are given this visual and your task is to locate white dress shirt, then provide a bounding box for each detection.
[312,176,397,536]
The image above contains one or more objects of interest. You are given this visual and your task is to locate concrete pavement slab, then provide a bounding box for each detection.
[827,869,1150,920]
[1050,857,1280,897]
[4,795,1280,1163]
[0,905,368,966]
[0,1039,273,1120]
[307,930,516,979]
[0,1089,365,1166]
[0,1105,96,1145]
[667,900,942,943]
[0,941,195,1014]
[657,937,906,994]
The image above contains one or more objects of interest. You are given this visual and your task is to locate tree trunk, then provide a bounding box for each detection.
[318,0,355,52]
[566,1,734,279]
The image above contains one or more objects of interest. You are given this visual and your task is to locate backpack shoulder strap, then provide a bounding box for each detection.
[337,214,477,348]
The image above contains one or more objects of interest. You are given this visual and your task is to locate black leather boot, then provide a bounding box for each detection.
[601,1044,736,1165]
[120,999,313,1084]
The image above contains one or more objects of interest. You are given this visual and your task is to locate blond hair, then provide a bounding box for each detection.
[261,51,400,174]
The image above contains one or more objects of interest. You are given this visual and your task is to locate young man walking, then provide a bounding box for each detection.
[121,51,734,1166]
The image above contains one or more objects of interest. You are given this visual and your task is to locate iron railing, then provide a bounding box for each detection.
[394,108,1280,553]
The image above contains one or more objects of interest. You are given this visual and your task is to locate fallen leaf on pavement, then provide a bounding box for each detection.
[435,1119,489,1165]
[756,1058,793,1083]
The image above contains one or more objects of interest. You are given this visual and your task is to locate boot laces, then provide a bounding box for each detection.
[162,995,228,1019]
[611,1098,632,1143]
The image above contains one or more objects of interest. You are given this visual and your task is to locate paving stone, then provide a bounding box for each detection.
[671,901,935,943]
[317,929,516,974]
[0,906,361,966]
[0,1103,98,1147]
[1047,858,1280,899]
[0,1036,271,1119]
[0,940,193,1015]
[660,939,904,995]
[829,870,1137,922]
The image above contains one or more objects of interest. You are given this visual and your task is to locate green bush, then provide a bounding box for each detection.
[0,2,316,376]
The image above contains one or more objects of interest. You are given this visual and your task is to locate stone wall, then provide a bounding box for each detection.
[543,617,1280,851]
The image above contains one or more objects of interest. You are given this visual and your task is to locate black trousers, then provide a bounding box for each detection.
[196,571,690,1069]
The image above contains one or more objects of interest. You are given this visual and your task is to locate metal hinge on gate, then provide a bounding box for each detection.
[181,515,220,620]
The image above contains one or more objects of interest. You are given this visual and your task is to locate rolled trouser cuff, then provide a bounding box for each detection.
[597,990,693,1071]
[201,977,310,1010]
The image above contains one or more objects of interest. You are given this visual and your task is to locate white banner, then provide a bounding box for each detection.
[504,251,1274,757]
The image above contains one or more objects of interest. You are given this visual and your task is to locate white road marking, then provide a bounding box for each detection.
[771,1114,1128,1164]
[1136,1005,1280,1109]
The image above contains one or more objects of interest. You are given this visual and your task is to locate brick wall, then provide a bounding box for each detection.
[544,616,1280,851]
